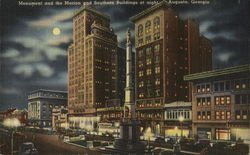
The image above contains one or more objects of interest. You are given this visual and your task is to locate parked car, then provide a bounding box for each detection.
[195,139,211,150]
[155,137,166,143]
[19,142,38,155]
[63,136,70,142]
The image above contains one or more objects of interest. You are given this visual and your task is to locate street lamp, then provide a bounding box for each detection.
[3,118,21,155]
[178,116,184,138]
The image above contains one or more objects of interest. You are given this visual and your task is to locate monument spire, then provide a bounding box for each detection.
[124,28,136,120]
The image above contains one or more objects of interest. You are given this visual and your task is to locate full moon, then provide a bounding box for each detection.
[52,27,61,35]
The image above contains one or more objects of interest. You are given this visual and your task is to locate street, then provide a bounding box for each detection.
[0,129,100,155]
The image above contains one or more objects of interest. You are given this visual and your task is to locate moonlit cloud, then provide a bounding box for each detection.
[2,49,20,58]
[28,11,73,27]
[217,52,234,62]
[36,63,54,77]
[13,64,34,77]
[47,36,72,46]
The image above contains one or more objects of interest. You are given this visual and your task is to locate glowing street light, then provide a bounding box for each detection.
[3,118,21,155]
[178,116,184,138]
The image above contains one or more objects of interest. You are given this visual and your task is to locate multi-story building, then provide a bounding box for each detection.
[163,101,192,138]
[67,6,118,129]
[52,107,68,131]
[130,1,212,135]
[184,64,250,141]
[28,89,67,127]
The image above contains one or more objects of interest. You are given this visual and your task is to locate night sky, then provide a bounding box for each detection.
[0,0,249,111]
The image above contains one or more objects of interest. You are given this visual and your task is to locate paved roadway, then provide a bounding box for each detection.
[23,132,100,155]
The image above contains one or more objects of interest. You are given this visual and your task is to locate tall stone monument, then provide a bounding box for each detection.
[106,29,146,154]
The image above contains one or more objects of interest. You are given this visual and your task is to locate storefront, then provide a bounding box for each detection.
[165,127,190,137]
[216,128,230,140]
[197,128,212,139]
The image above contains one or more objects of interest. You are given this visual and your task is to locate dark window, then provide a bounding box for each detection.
[225,81,230,90]
[242,94,247,104]
[235,95,241,104]
[138,24,143,37]
[214,83,219,91]
[220,82,224,91]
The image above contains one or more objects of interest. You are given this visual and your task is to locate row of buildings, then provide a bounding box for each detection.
[2,1,248,142]
[66,1,212,137]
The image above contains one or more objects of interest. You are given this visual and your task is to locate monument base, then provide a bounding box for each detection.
[105,119,146,154]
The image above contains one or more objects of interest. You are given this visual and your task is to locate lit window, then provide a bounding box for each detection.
[197,85,201,93]
[155,78,160,85]
[202,111,206,119]
[201,85,205,92]
[215,97,220,105]
[216,111,220,120]
[221,111,225,120]
[220,97,225,105]
[197,98,201,106]
[202,98,206,106]
[146,58,152,65]
[197,112,201,120]
[226,111,231,119]
[206,84,210,92]
[242,110,248,119]
[139,81,144,88]
[146,69,152,75]
[207,97,211,106]
[138,60,143,68]
[235,80,240,89]
[207,111,211,120]
[139,93,144,98]
[226,96,231,104]
[139,71,144,77]
[235,110,241,120]
[155,67,160,74]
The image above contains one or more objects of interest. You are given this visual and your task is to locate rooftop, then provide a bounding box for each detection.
[29,89,67,95]
[130,1,170,22]
[164,101,191,108]
[184,64,250,81]
[73,5,110,21]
